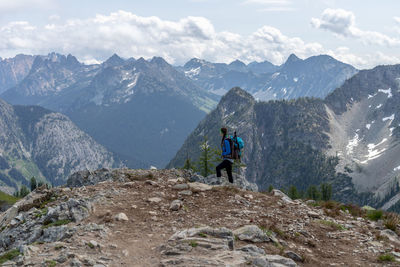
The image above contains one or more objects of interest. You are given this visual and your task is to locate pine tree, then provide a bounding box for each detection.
[30,177,37,191]
[288,185,300,199]
[14,185,30,198]
[268,185,274,192]
[183,151,195,171]
[320,183,332,201]
[306,185,321,200]
[197,136,215,177]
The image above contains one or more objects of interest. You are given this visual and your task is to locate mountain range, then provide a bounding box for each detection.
[1,53,218,168]
[0,97,119,193]
[168,64,400,211]
[178,54,358,101]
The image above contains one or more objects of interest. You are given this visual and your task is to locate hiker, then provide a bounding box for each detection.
[216,127,234,183]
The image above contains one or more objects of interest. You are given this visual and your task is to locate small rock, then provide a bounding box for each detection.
[114,212,129,221]
[57,253,68,263]
[307,211,320,219]
[264,254,297,267]
[89,240,99,248]
[178,190,193,196]
[147,197,163,203]
[145,180,157,186]
[172,184,189,190]
[70,259,82,267]
[285,251,303,262]
[392,251,400,258]
[170,200,183,211]
[122,249,129,256]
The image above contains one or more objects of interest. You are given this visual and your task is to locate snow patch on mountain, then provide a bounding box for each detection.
[271,72,280,79]
[346,133,360,155]
[378,88,392,98]
[376,104,382,109]
[184,67,201,79]
[382,114,395,122]
[360,138,388,164]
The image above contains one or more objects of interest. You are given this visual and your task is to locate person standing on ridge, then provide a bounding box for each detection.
[216,127,234,183]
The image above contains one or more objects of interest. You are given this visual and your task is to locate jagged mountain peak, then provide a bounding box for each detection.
[150,56,170,67]
[218,87,255,110]
[283,53,302,66]
[183,58,210,69]
[30,52,80,71]
[229,59,246,67]
[103,53,125,67]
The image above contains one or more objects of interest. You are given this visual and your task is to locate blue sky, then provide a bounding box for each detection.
[0,0,399,69]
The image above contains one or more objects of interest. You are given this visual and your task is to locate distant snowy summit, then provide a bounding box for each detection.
[178,54,358,101]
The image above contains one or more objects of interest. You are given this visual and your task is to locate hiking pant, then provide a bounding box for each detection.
[216,160,233,183]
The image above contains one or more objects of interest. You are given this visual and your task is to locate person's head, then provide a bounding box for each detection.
[220,127,227,136]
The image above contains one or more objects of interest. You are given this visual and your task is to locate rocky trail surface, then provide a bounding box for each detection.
[0,168,399,266]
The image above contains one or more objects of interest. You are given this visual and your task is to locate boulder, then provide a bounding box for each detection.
[161,226,296,266]
[380,229,400,245]
[172,184,189,190]
[233,225,270,243]
[188,182,212,192]
[285,251,304,262]
[272,189,294,204]
[147,197,163,204]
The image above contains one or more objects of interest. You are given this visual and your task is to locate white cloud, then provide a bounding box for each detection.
[311,9,400,47]
[0,10,397,69]
[0,0,53,13]
[242,0,293,12]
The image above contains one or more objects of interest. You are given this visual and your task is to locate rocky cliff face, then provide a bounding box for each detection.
[0,55,35,95]
[178,54,357,100]
[0,98,119,191]
[169,63,400,210]
[0,168,399,266]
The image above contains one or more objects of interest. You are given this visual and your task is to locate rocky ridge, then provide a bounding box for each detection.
[0,98,119,191]
[0,168,399,266]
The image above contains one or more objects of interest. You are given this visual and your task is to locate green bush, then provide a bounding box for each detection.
[366,210,383,221]
[0,249,20,264]
[377,253,395,262]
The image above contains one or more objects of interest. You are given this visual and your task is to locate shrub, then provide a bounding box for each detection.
[366,210,383,221]
[377,253,395,262]
[0,249,20,264]
[384,213,400,232]
[189,241,198,247]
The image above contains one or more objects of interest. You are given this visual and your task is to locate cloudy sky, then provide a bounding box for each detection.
[0,0,399,69]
